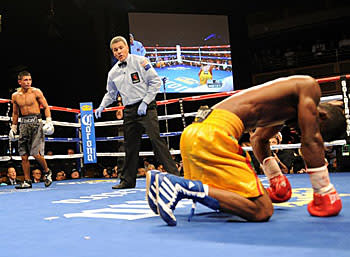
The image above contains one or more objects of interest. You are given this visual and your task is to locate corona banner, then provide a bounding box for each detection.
[80,102,97,164]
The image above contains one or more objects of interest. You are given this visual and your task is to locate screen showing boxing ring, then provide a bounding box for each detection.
[128,12,234,93]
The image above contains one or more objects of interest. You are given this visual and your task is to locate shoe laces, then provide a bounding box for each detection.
[188,201,197,222]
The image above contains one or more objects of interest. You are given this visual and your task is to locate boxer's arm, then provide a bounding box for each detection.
[209,66,214,75]
[11,94,19,126]
[297,97,325,168]
[36,89,51,119]
[250,125,283,163]
[273,153,289,173]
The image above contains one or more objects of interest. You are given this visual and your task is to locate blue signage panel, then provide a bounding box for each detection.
[80,102,97,164]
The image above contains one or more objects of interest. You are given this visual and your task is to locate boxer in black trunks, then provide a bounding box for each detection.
[10,71,54,189]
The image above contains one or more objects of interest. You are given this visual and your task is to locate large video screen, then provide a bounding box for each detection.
[128,13,234,93]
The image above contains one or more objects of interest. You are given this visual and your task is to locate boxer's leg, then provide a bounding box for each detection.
[33,154,52,187]
[150,172,273,226]
[31,123,52,187]
[15,154,32,189]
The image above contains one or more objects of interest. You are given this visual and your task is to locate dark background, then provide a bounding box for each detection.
[2,0,350,107]
[128,12,230,46]
[0,0,269,108]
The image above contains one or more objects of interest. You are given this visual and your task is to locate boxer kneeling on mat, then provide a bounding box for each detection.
[147,75,345,226]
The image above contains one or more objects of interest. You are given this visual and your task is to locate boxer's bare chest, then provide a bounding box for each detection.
[15,91,38,108]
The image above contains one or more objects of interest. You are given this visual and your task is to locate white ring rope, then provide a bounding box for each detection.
[148,50,177,54]
[241,140,346,152]
[182,60,230,68]
[320,95,343,102]
[52,121,80,128]
[0,116,10,122]
[0,139,346,162]
[0,153,83,162]
[0,116,79,127]
[181,50,231,54]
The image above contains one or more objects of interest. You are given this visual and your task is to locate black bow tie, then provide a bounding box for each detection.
[118,61,127,67]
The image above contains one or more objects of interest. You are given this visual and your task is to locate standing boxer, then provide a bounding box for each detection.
[198,62,214,85]
[10,71,54,189]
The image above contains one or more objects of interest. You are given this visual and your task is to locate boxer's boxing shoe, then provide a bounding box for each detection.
[267,174,292,203]
[156,173,219,226]
[156,173,204,226]
[15,180,32,189]
[308,190,342,217]
[44,169,53,187]
[146,170,161,215]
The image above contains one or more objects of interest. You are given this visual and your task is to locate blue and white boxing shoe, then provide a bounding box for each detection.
[155,173,220,226]
[146,170,161,215]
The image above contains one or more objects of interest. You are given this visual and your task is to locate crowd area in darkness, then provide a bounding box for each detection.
[252,32,350,73]
[0,146,184,186]
[1,123,340,187]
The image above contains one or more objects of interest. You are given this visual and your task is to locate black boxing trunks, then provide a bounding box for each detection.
[18,114,44,156]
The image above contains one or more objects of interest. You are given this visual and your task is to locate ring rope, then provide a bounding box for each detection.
[0,74,348,114]
[0,139,346,162]
[0,131,184,143]
[0,92,343,131]
[241,140,346,152]
[0,94,341,124]
[181,50,231,54]
[0,74,349,163]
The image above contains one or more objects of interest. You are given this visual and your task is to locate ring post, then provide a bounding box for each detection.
[179,98,187,128]
[79,102,97,165]
[340,75,350,149]
[338,75,350,170]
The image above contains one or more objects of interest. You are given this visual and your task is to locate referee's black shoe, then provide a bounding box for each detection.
[112,181,135,189]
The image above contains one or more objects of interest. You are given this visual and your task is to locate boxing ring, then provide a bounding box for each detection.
[145,44,233,93]
[0,74,350,257]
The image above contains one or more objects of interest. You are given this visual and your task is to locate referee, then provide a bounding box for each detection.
[129,33,146,56]
[95,35,179,189]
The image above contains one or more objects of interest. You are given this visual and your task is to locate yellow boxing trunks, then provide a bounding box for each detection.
[180,108,264,198]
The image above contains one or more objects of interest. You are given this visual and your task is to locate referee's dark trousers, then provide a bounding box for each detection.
[121,100,179,186]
